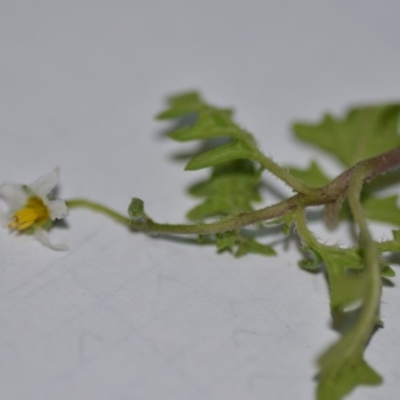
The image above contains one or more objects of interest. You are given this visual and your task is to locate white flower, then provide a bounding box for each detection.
[0,167,69,250]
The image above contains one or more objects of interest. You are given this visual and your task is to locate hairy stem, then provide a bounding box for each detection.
[66,199,130,225]
[67,196,298,235]
[254,152,313,194]
[317,168,382,389]
[231,126,314,193]
[66,147,400,237]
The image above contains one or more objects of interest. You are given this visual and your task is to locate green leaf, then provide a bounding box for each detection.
[293,104,400,167]
[168,108,238,141]
[381,265,395,278]
[186,160,261,221]
[235,237,276,257]
[156,91,233,121]
[301,245,365,310]
[328,270,366,312]
[307,234,383,400]
[185,139,257,171]
[155,92,399,400]
[156,91,205,119]
[317,353,382,400]
[288,161,331,188]
[157,91,275,257]
[158,91,259,171]
[363,195,400,227]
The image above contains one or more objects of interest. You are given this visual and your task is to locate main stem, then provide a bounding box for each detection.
[66,147,400,236]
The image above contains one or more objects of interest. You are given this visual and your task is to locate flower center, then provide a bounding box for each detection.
[8,197,50,231]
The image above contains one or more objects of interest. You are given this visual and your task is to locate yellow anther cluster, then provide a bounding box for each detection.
[8,197,49,231]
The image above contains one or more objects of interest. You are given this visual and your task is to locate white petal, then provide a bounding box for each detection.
[0,183,28,211]
[35,228,68,251]
[48,199,69,220]
[0,210,12,228]
[29,167,60,197]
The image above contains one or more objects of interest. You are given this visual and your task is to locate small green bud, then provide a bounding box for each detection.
[128,198,145,220]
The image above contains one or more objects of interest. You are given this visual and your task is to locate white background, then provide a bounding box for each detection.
[1,1,400,399]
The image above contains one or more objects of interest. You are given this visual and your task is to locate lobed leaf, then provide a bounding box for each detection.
[301,245,365,311]
[158,92,271,258]
[293,104,400,167]
[186,160,261,221]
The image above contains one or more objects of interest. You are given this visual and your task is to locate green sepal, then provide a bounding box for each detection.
[24,226,36,235]
[41,220,53,231]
